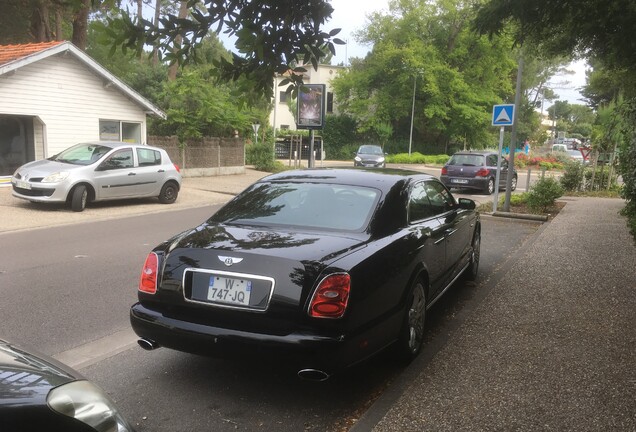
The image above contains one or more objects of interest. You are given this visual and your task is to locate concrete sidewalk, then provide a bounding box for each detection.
[354,196,636,431]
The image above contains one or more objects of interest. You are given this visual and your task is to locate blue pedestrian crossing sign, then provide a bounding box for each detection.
[492,104,515,126]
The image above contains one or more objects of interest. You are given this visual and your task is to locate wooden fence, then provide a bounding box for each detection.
[148,136,245,177]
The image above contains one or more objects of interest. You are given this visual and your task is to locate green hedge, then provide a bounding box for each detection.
[386,152,450,165]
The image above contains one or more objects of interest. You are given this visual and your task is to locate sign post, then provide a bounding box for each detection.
[491,104,515,213]
[251,123,260,145]
[296,84,326,168]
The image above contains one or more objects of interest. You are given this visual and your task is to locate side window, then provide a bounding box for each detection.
[487,154,498,167]
[100,149,133,170]
[408,183,434,222]
[137,148,161,166]
[423,181,456,216]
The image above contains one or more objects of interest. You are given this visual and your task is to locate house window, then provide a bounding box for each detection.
[327,92,334,113]
[99,120,142,143]
[279,90,288,103]
[280,125,290,130]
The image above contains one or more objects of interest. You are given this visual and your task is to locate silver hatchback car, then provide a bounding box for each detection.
[11,141,182,212]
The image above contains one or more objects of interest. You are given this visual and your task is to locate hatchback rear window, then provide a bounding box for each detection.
[448,154,485,166]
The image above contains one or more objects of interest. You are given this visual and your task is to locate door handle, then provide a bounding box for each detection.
[158,169,165,173]
[445,228,457,237]
[128,172,136,176]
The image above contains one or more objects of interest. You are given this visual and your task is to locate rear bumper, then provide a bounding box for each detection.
[440,175,489,191]
[130,303,373,373]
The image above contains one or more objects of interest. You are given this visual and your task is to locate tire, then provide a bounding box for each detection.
[510,176,518,191]
[159,181,179,204]
[397,278,427,361]
[70,185,88,212]
[465,228,481,281]
[485,178,495,195]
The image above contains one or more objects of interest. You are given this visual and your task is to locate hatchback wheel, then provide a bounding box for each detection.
[70,185,88,212]
[159,181,179,204]
[510,176,518,191]
[486,178,495,195]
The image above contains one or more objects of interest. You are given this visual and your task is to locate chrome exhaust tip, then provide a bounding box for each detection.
[297,368,330,381]
[137,338,160,351]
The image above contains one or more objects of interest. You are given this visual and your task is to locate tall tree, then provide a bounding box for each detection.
[167,0,188,81]
[0,0,102,49]
[333,0,516,152]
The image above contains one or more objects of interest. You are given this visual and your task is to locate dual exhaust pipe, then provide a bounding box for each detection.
[138,338,330,381]
[138,337,160,351]
[297,368,330,381]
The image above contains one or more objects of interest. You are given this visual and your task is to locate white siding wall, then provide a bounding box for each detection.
[0,55,148,157]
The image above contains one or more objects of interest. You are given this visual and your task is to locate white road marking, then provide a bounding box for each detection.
[53,328,138,370]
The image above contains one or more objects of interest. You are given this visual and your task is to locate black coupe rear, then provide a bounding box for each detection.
[131,168,480,379]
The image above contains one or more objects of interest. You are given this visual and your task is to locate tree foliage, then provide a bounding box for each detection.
[474,0,636,71]
[332,0,516,153]
[104,0,344,97]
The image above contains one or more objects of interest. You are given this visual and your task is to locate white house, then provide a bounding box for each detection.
[0,41,165,181]
[269,64,345,132]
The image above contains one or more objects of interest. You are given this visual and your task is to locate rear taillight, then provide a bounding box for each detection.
[139,252,159,294]
[173,164,181,173]
[475,168,490,177]
[441,167,448,175]
[308,273,351,319]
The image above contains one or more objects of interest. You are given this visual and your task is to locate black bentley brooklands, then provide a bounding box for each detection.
[131,168,480,380]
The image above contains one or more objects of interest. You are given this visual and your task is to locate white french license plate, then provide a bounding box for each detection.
[451,179,469,184]
[16,180,31,190]
[207,276,252,306]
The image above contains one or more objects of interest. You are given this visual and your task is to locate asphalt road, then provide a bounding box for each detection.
[0,204,540,431]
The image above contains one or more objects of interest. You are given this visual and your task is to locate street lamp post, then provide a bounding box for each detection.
[408,75,417,156]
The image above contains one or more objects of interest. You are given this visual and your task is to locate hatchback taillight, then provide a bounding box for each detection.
[441,167,448,175]
[475,168,490,177]
[139,252,159,294]
[308,273,351,319]
[173,163,181,173]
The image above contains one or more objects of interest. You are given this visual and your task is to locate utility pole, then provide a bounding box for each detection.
[504,54,524,212]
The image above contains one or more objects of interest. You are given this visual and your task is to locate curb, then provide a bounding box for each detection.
[491,211,548,222]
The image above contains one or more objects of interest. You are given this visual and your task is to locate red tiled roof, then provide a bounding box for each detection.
[0,41,65,66]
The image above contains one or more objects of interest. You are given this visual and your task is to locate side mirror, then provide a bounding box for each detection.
[458,198,476,210]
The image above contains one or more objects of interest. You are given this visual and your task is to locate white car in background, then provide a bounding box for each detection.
[567,149,588,164]
[11,141,182,212]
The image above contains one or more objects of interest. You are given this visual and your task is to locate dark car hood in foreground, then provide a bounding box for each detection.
[0,339,77,405]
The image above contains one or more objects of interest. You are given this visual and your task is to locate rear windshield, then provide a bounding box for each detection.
[447,154,485,167]
[210,182,381,232]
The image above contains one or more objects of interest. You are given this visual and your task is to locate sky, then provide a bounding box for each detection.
[325,0,588,106]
